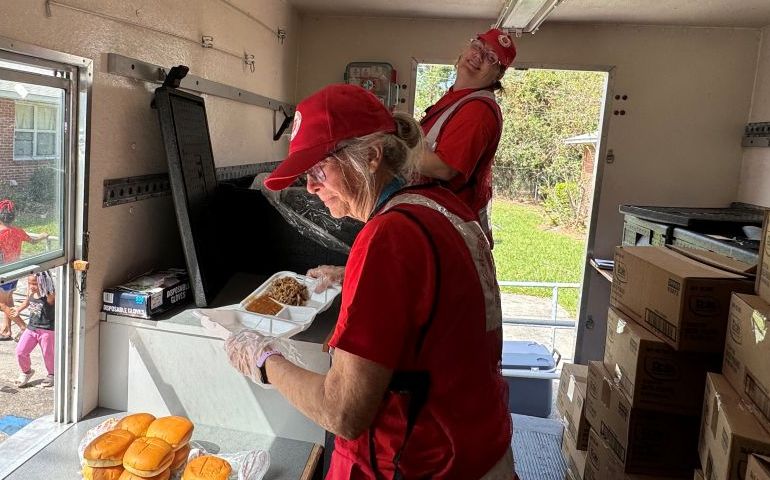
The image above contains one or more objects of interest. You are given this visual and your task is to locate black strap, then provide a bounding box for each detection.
[369,206,442,480]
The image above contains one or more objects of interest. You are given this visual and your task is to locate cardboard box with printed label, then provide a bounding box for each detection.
[757,211,770,304]
[722,293,770,434]
[584,428,689,480]
[585,362,700,476]
[611,246,753,352]
[101,269,191,319]
[562,427,587,480]
[697,373,770,480]
[747,455,770,480]
[558,363,590,450]
[604,307,721,415]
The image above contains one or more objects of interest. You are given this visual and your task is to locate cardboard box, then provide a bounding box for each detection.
[585,362,700,476]
[747,455,770,480]
[558,363,590,450]
[584,429,687,480]
[562,427,587,480]
[757,211,770,304]
[722,293,770,434]
[697,374,770,480]
[611,246,753,352]
[693,470,704,480]
[102,269,190,319]
[604,307,721,415]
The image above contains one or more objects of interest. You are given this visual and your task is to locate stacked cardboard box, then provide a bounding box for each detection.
[557,363,589,479]
[757,211,770,304]
[583,429,685,480]
[697,373,770,480]
[584,246,755,477]
[692,213,770,480]
[721,293,770,435]
[747,455,770,480]
[610,246,753,352]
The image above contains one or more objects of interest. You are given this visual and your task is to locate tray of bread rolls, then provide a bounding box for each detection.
[238,271,341,331]
[79,412,269,480]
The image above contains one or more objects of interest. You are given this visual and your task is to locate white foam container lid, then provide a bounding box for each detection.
[194,308,303,340]
[238,271,341,331]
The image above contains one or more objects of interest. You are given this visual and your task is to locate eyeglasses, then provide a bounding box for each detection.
[468,39,499,66]
[306,162,327,183]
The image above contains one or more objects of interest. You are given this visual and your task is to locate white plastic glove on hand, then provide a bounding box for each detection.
[306,265,345,293]
[224,329,276,385]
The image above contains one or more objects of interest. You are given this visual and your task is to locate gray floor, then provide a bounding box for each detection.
[512,413,566,480]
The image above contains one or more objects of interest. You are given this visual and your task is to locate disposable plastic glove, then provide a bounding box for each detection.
[306,265,345,293]
[224,329,277,385]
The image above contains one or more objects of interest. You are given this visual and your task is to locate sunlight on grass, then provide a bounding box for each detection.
[492,199,586,316]
[17,215,61,258]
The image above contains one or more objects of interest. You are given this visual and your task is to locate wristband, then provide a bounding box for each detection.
[256,350,283,384]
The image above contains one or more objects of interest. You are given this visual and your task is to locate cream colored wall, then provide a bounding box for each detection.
[297,17,761,360]
[0,0,299,416]
[738,25,770,207]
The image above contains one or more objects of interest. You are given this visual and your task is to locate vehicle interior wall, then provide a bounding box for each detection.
[738,25,770,208]
[296,16,761,361]
[0,0,300,416]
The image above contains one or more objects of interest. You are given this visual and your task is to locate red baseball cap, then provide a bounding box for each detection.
[0,199,14,214]
[264,84,397,191]
[477,28,517,68]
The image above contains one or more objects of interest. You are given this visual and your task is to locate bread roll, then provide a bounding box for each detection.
[170,443,191,471]
[116,413,156,437]
[181,455,232,480]
[146,416,194,451]
[82,465,124,480]
[118,468,170,480]
[83,429,136,467]
[122,437,174,477]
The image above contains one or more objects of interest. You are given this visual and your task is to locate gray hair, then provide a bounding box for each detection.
[328,112,424,216]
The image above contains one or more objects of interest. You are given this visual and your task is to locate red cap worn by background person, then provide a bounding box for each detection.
[477,28,517,68]
[264,84,397,191]
[0,199,14,214]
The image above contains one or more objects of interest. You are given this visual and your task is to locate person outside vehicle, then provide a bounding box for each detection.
[222,84,516,479]
[14,273,55,388]
[0,199,49,341]
[307,28,516,290]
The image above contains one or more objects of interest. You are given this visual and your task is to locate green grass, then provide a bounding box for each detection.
[491,199,585,316]
[16,214,60,258]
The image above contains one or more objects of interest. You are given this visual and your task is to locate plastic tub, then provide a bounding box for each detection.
[500,341,561,418]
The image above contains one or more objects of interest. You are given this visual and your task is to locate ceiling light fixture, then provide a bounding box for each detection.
[496,0,564,36]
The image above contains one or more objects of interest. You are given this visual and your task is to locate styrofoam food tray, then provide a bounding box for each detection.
[193,308,303,340]
[239,271,341,328]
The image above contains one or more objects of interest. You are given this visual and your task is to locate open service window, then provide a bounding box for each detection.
[0,36,90,444]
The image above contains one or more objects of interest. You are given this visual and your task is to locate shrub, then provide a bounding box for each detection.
[542,181,583,228]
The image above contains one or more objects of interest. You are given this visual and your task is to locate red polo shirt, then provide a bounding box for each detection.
[420,88,502,215]
[327,186,511,479]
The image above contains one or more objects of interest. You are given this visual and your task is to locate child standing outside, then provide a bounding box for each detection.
[0,199,49,341]
[14,274,55,388]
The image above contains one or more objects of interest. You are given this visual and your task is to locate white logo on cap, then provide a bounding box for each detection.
[498,34,511,48]
[290,110,302,141]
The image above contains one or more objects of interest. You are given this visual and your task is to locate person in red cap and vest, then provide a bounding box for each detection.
[222,84,517,479]
[305,28,516,292]
[419,27,516,247]
[0,199,49,341]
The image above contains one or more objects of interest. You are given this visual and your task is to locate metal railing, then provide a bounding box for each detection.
[498,280,581,364]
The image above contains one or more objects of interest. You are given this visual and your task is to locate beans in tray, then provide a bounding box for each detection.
[266,277,309,306]
[245,295,284,315]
